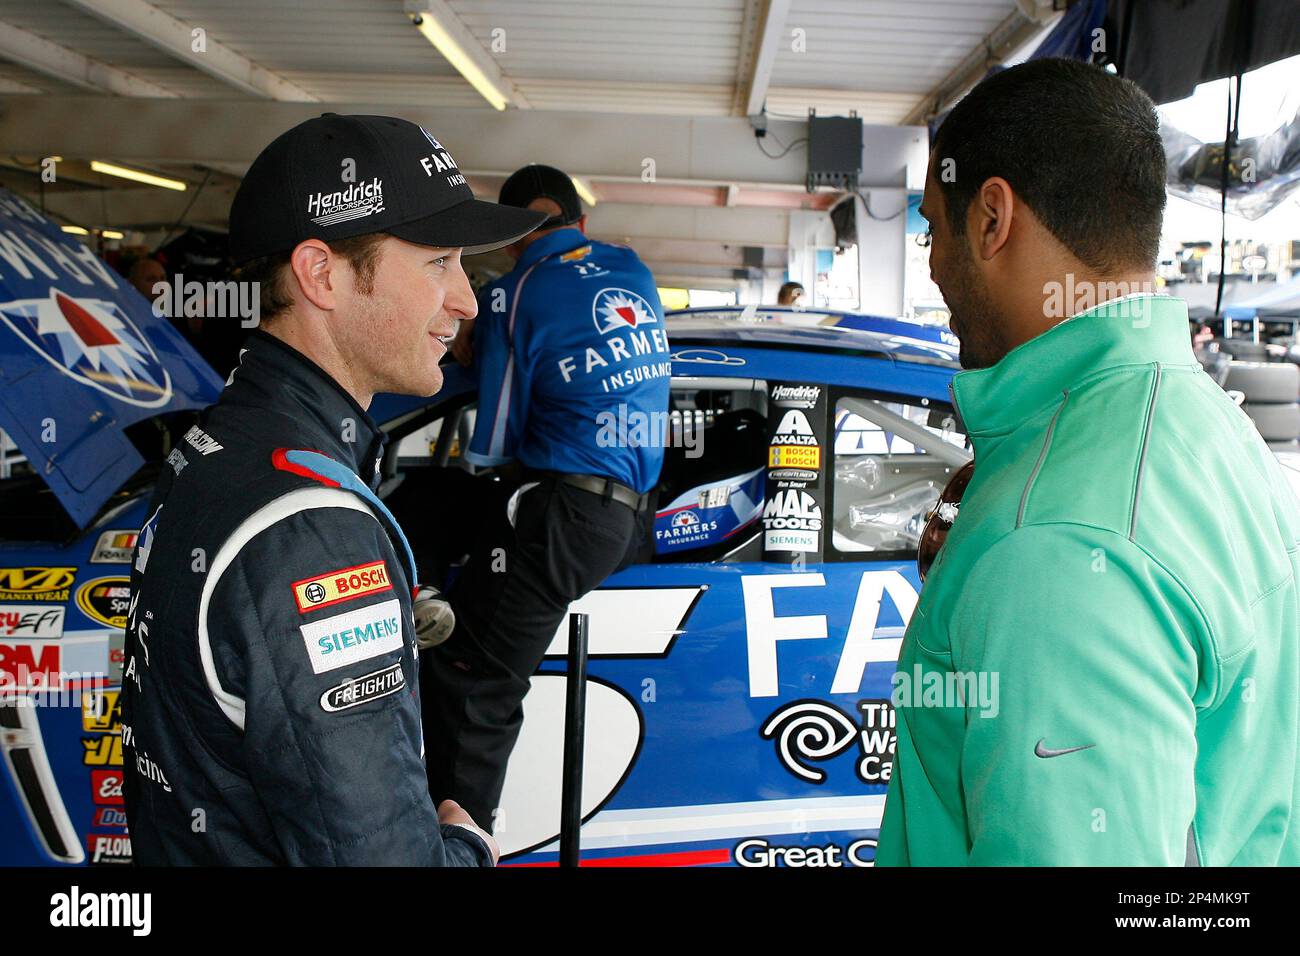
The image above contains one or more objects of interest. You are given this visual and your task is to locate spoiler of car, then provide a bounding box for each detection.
[0,190,223,529]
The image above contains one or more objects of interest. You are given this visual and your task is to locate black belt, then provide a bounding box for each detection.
[538,471,651,512]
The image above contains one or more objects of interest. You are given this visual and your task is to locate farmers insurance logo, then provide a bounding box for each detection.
[0,289,172,407]
[593,288,657,335]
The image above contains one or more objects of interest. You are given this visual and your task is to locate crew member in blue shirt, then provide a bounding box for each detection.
[421,164,671,830]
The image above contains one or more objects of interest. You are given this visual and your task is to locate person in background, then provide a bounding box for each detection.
[424,163,671,831]
[777,280,804,306]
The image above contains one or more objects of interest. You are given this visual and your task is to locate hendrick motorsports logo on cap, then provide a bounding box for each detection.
[0,289,173,407]
[307,178,385,227]
[593,288,656,335]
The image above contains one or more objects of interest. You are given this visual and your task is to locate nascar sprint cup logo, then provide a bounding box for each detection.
[307,178,384,227]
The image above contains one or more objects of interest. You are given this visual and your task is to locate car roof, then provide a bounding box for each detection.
[665,306,960,368]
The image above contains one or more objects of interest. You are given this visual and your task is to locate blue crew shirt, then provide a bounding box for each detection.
[466,228,671,493]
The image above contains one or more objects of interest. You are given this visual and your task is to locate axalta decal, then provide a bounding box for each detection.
[0,567,76,602]
[0,289,173,407]
[556,287,671,392]
[75,577,131,629]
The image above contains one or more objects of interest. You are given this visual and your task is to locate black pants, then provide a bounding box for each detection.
[420,474,646,832]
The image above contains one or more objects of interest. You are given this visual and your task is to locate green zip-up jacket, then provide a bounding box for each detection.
[876,294,1300,866]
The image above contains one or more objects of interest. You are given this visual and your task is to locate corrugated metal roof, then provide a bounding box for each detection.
[0,0,1028,121]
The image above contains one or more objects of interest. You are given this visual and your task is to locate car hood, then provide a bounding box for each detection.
[0,190,223,529]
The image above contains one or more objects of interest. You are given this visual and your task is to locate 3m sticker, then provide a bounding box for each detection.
[768,446,821,469]
[291,560,391,613]
[299,598,403,674]
[319,661,406,713]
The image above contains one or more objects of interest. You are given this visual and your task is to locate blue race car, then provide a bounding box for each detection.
[0,188,969,867]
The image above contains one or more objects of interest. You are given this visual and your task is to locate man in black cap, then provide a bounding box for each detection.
[421,164,671,831]
[120,114,545,865]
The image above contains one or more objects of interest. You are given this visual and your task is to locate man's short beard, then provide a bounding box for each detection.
[946,239,1004,371]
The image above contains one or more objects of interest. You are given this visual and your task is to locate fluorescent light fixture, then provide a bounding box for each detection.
[571,175,597,207]
[411,14,508,111]
[61,225,89,235]
[90,160,187,191]
[99,229,124,240]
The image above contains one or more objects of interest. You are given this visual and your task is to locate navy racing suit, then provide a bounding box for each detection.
[120,330,493,866]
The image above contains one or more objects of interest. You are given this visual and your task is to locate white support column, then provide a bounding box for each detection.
[856,190,908,316]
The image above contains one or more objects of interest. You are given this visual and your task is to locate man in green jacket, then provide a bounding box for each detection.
[877,58,1300,866]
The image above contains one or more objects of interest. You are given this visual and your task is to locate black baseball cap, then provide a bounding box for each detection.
[228,114,547,263]
[498,164,584,229]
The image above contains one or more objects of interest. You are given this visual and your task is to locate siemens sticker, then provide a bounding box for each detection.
[299,598,403,674]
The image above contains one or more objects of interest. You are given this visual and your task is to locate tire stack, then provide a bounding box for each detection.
[1225,360,1300,451]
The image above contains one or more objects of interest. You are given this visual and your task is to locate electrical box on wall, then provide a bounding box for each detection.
[806,112,863,193]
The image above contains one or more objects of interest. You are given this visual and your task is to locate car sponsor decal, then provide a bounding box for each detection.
[0,641,61,689]
[81,689,121,733]
[86,833,132,865]
[90,530,138,564]
[82,734,123,767]
[299,598,403,674]
[0,288,173,407]
[93,807,129,828]
[0,604,64,638]
[91,770,124,805]
[761,698,895,785]
[75,577,131,629]
[291,559,392,613]
[319,661,405,713]
[0,567,76,602]
[770,384,822,409]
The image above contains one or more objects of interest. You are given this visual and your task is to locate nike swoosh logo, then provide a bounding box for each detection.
[1034,738,1096,759]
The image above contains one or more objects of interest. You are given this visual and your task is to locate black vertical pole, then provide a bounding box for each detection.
[560,612,589,868]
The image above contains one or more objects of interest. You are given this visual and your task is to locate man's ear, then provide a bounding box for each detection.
[288,239,337,311]
[969,176,1015,262]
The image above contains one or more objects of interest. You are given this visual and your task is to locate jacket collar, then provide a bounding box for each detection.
[515,227,589,270]
[952,294,1194,444]
[221,330,388,487]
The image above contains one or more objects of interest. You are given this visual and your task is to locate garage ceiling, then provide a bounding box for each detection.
[0,0,1060,285]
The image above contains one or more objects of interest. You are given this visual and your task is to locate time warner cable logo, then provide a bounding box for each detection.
[49,886,151,936]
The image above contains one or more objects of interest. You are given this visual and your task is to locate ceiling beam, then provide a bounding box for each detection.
[900,5,1061,127]
[60,0,317,101]
[0,96,926,190]
[0,20,178,98]
[742,0,792,118]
